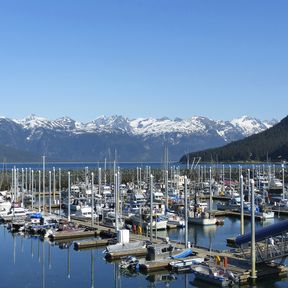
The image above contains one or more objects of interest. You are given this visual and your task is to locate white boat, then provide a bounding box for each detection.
[71,185,80,194]
[105,240,147,259]
[102,211,124,229]
[224,189,240,198]
[131,213,168,230]
[236,203,275,219]
[189,216,217,226]
[261,210,275,219]
[149,216,168,230]
[0,200,12,215]
[169,257,204,273]
[153,191,164,202]
[269,177,283,190]
[188,211,217,226]
[166,212,185,228]
[192,264,234,287]
[217,197,241,211]
[73,206,98,220]
[25,215,59,235]
[0,206,28,221]
[122,202,140,217]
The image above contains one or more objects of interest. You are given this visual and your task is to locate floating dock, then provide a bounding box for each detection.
[106,247,148,260]
[49,230,97,241]
[74,238,115,250]
[212,210,268,220]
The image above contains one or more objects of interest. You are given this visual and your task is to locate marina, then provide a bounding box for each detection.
[1,216,288,288]
[2,1,287,287]
[1,163,288,288]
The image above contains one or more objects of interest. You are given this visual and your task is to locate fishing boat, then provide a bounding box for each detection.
[189,188,217,226]
[191,264,235,287]
[236,203,275,219]
[217,197,241,211]
[102,210,124,229]
[188,211,217,226]
[25,215,59,235]
[165,212,185,228]
[130,213,168,231]
[168,257,204,273]
[104,240,148,259]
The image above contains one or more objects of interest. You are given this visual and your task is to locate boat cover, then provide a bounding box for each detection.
[171,248,193,259]
[29,212,42,218]
[235,219,288,246]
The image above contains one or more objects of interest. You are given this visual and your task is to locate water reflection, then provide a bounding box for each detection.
[42,240,45,288]
[48,244,52,270]
[114,262,121,288]
[91,250,94,288]
[38,238,41,262]
[146,270,177,286]
[167,216,281,251]
[67,245,71,279]
[13,233,16,264]
[31,237,34,258]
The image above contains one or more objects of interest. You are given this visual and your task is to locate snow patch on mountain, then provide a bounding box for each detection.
[231,116,272,136]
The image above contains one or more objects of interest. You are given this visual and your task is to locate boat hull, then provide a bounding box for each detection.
[188,217,217,226]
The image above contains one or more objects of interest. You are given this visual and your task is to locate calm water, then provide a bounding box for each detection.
[0,161,285,171]
[0,216,287,288]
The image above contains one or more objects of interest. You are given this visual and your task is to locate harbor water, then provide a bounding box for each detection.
[1,216,288,288]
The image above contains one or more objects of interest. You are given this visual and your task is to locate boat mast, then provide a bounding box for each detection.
[209,167,212,219]
[184,176,188,248]
[91,172,94,227]
[68,171,71,222]
[150,174,154,242]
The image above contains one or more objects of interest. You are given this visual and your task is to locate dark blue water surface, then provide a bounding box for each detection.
[1,215,288,288]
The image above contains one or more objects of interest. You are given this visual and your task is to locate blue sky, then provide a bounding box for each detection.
[0,1,287,122]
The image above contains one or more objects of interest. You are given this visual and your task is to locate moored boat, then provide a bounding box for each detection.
[104,240,148,259]
[188,213,217,226]
[191,264,235,287]
[168,257,204,273]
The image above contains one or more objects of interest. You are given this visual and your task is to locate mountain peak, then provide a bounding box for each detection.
[230,116,273,136]
[20,114,50,129]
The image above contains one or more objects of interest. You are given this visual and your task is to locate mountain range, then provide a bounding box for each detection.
[0,114,277,162]
[181,115,288,163]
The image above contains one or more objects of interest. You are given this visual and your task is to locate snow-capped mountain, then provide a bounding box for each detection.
[15,114,274,136]
[0,114,277,162]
